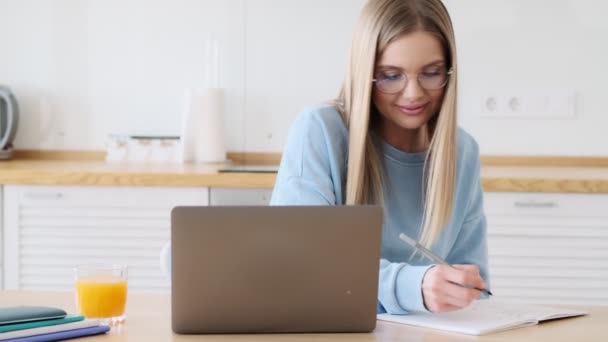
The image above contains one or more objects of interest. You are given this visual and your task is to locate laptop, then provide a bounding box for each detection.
[171,205,383,334]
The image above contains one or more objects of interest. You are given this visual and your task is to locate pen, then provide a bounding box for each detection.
[398,233,493,296]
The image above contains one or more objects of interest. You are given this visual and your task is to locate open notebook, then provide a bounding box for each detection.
[377,299,587,335]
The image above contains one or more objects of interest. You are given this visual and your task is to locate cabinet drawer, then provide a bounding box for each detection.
[484,192,608,218]
[13,185,207,207]
[209,188,272,206]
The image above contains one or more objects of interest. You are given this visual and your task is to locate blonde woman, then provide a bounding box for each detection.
[270,0,489,314]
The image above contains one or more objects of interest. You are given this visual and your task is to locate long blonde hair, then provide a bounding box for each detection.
[336,0,458,248]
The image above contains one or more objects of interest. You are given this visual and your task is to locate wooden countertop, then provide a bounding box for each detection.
[0,159,275,188]
[481,165,608,193]
[0,158,607,193]
[2,290,606,342]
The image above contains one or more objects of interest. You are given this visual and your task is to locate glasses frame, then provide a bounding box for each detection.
[372,68,454,94]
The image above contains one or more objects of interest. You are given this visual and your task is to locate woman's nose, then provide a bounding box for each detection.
[400,75,425,101]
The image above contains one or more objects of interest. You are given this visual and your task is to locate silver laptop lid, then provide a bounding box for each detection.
[171,205,383,334]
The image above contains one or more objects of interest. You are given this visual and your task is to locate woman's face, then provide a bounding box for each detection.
[372,31,449,149]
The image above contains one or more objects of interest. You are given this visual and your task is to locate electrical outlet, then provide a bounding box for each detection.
[480,95,499,116]
[479,90,577,119]
[506,96,521,113]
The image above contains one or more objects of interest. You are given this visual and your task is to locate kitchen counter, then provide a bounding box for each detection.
[1,158,608,193]
[481,165,608,193]
[0,159,275,188]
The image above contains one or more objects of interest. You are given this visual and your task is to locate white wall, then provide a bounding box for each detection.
[447,0,608,156]
[0,0,247,151]
[1,0,607,156]
[243,0,363,152]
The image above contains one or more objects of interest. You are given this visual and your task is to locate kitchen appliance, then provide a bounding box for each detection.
[0,85,19,160]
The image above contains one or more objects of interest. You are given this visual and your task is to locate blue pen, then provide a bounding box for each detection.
[399,233,493,296]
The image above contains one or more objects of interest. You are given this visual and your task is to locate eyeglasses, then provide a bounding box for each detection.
[372,68,453,94]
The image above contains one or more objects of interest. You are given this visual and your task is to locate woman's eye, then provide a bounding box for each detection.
[421,71,441,78]
[381,73,402,81]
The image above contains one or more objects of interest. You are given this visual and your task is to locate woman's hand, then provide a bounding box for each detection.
[421,264,486,313]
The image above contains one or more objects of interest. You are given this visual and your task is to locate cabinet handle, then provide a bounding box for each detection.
[24,192,65,200]
[513,201,557,208]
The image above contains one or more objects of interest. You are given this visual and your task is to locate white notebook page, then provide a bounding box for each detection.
[377,299,587,336]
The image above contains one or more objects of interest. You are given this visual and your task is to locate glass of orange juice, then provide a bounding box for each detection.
[74,264,128,325]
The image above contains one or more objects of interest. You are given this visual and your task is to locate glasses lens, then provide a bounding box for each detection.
[375,73,407,94]
[418,70,449,90]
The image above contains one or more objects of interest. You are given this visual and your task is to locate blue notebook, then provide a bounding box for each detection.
[0,307,66,326]
[0,315,84,333]
[0,325,110,342]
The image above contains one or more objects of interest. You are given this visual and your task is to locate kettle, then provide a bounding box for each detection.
[0,86,19,160]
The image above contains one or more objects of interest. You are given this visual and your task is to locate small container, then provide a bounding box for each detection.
[105,135,129,162]
[106,135,181,163]
[127,137,152,162]
[147,137,181,162]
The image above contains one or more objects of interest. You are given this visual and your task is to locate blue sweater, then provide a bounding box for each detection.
[270,105,489,314]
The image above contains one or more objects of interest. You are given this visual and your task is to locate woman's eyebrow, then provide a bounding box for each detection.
[375,60,446,72]
[375,65,403,71]
[422,60,446,68]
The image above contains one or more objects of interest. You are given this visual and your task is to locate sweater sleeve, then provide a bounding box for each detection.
[270,108,342,206]
[378,260,434,314]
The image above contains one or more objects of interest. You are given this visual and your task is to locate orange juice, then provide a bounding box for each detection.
[76,275,127,318]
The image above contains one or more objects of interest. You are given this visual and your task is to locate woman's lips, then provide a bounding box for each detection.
[397,103,429,116]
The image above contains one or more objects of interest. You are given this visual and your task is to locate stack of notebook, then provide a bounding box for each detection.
[0,306,110,342]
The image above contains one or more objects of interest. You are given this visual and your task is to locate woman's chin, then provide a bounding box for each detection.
[394,115,431,131]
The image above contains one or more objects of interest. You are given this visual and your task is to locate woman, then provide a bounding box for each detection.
[270,0,489,314]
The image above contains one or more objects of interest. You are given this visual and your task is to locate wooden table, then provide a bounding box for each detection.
[1,291,606,341]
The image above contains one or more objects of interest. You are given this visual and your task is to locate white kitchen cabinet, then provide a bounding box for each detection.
[2,185,208,292]
[484,192,608,306]
[209,187,273,206]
